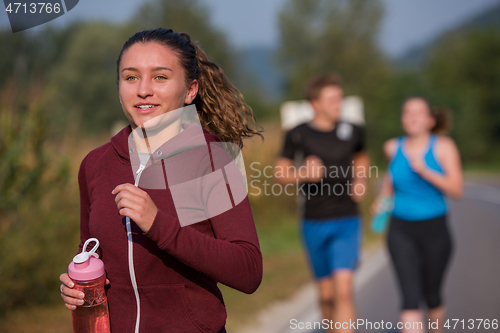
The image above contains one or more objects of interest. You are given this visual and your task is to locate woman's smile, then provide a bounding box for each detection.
[134,103,160,114]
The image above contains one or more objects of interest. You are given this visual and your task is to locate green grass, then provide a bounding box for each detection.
[0,304,72,333]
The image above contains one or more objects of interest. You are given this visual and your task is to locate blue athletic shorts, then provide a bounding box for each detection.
[301,215,362,279]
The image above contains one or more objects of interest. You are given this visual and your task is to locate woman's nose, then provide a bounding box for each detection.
[137,79,153,98]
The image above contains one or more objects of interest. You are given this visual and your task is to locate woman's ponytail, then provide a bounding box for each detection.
[431,107,452,135]
[190,41,263,148]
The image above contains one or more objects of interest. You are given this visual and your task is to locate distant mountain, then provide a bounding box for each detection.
[397,2,500,68]
[238,46,284,101]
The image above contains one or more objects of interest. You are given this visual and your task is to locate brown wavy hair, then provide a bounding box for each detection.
[116,28,263,148]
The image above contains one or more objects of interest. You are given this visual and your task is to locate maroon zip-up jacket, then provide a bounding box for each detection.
[77,124,262,333]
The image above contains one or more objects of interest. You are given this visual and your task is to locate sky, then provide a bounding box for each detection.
[1,0,500,57]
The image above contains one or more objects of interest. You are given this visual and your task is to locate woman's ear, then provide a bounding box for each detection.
[185,80,199,104]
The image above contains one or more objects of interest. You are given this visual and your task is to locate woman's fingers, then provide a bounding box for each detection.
[61,284,85,300]
[59,273,74,288]
[117,207,135,219]
[59,273,85,310]
[65,303,77,311]
[112,183,146,197]
[62,293,85,306]
[116,197,143,213]
[113,187,149,214]
[113,184,157,229]
[371,199,382,215]
[114,189,141,205]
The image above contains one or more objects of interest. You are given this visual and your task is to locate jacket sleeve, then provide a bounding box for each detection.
[144,144,262,294]
[77,154,102,258]
[145,196,262,294]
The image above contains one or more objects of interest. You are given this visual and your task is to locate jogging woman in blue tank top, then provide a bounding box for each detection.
[372,97,463,333]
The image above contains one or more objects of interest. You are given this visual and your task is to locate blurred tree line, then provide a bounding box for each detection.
[425,28,500,163]
[1,0,500,316]
[0,78,77,311]
[276,0,500,166]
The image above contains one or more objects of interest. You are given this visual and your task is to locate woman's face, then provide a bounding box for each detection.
[118,42,198,129]
[401,98,435,136]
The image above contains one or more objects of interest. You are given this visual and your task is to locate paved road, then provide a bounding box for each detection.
[356,183,500,333]
[317,183,500,333]
[239,182,500,333]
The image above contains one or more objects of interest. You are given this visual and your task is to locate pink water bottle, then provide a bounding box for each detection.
[68,238,111,333]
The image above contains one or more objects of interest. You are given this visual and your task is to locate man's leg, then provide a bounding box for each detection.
[332,269,356,333]
[301,220,337,329]
[329,216,361,333]
[318,276,334,324]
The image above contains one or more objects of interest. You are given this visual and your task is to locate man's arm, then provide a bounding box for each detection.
[274,156,325,185]
[352,150,370,202]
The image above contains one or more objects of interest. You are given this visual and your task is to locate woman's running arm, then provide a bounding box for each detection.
[371,138,397,214]
[144,195,262,294]
[412,136,463,198]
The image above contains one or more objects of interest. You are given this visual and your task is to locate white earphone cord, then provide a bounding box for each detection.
[127,164,145,333]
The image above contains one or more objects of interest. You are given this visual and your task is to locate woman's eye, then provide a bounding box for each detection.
[156,76,167,80]
[125,76,137,81]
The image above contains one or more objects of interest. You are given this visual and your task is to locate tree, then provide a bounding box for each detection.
[0,79,78,312]
[276,0,390,100]
[134,0,237,81]
[49,22,132,134]
[424,29,500,163]
[275,0,394,164]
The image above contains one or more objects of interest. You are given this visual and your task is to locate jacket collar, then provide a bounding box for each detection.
[111,123,220,163]
[111,125,133,161]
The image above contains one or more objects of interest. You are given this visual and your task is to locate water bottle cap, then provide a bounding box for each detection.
[68,238,105,281]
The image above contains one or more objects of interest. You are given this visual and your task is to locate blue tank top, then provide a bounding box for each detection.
[389,134,447,221]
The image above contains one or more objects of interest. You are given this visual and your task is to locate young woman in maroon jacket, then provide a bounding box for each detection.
[59,28,263,333]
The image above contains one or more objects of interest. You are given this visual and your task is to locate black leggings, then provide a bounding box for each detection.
[387,214,452,310]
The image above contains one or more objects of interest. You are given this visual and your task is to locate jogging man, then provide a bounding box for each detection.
[275,74,369,333]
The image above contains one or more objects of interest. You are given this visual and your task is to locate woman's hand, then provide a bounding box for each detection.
[60,273,111,310]
[112,183,158,233]
[60,273,84,310]
[408,154,427,175]
[371,195,384,215]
